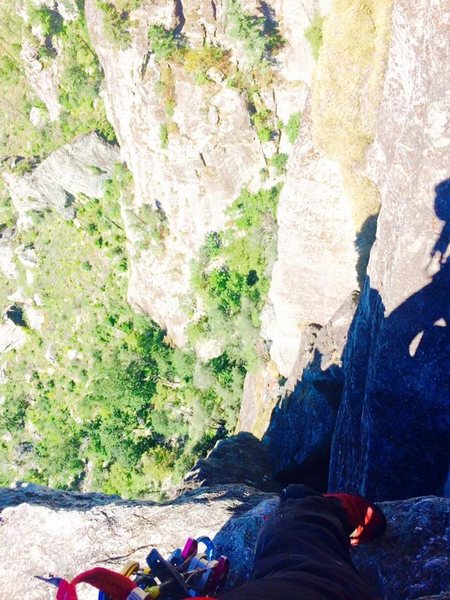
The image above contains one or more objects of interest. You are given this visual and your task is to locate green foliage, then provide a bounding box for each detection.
[126,203,169,253]
[304,13,324,61]
[26,4,64,37]
[0,1,115,163]
[226,0,284,65]
[269,152,288,174]
[251,108,274,142]
[58,13,117,143]
[183,44,230,84]
[0,190,16,229]
[159,123,169,148]
[154,64,176,117]
[0,162,244,497]
[189,186,280,370]
[97,0,140,49]
[147,24,181,62]
[0,55,21,83]
[285,112,301,144]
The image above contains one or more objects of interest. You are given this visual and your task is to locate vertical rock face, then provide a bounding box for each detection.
[176,432,280,495]
[20,38,62,122]
[352,496,450,600]
[85,0,262,346]
[329,0,450,500]
[262,292,358,490]
[3,133,120,224]
[262,100,358,377]
[84,0,314,346]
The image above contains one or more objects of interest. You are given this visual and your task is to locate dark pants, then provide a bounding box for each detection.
[219,485,377,600]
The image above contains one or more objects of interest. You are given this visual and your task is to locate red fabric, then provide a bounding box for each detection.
[324,493,387,545]
[56,567,137,600]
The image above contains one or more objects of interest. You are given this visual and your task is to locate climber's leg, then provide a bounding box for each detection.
[219,484,386,600]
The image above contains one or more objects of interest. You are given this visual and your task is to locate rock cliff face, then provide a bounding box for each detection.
[84,0,317,346]
[262,292,358,489]
[262,101,358,376]
[176,432,280,495]
[1,480,448,599]
[0,0,449,598]
[329,0,450,500]
[4,133,120,225]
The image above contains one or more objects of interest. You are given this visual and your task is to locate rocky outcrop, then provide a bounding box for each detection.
[20,38,62,121]
[85,0,317,346]
[3,133,120,225]
[262,100,358,377]
[0,484,448,599]
[177,432,280,495]
[353,496,450,600]
[329,0,450,500]
[262,292,358,490]
[0,227,18,280]
[0,482,273,600]
[0,318,26,354]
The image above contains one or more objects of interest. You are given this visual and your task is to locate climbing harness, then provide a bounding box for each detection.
[36,536,229,600]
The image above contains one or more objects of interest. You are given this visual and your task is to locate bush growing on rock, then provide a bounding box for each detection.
[26,4,64,38]
[226,0,284,65]
[97,1,136,49]
[285,112,301,144]
[251,108,274,142]
[189,185,280,370]
[147,24,182,63]
[304,13,324,61]
[269,152,289,174]
[183,44,230,84]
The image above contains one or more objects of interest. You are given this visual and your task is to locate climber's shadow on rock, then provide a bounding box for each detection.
[263,179,450,499]
[330,178,450,499]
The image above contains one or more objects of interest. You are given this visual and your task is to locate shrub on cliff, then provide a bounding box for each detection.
[147,24,182,62]
[226,0,284,65]
[189,185,280,370]
[97,1,137,49]
[304,13,324,61]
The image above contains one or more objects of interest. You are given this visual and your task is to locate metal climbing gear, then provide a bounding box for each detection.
[36,536,229,600]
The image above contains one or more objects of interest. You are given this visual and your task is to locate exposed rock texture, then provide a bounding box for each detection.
[237,361,282,439]
[85,0,316,346]
[0,483,273,600]
[177,432,280,495]
[0,228,18,280]
[353,496,450,600]
[262,101,358,377]
[0,318,26,354]
[329,0,450,500]
[3,133,120,225]
[20,38,62,122]
[0,485,448,599]
[262,292,358,490]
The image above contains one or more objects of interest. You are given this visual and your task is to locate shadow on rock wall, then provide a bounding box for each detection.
[330,179,450,500]
[261,180,450,501]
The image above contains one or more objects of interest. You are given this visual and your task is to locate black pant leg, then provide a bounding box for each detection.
[219,485,377,600]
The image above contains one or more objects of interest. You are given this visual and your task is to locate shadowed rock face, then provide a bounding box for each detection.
[262,293,358,490]
[329,0,450,500]
[176,432,280,495]
[353,496,450,600]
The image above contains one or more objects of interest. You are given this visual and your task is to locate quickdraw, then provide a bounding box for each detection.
[36,536,229,600]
